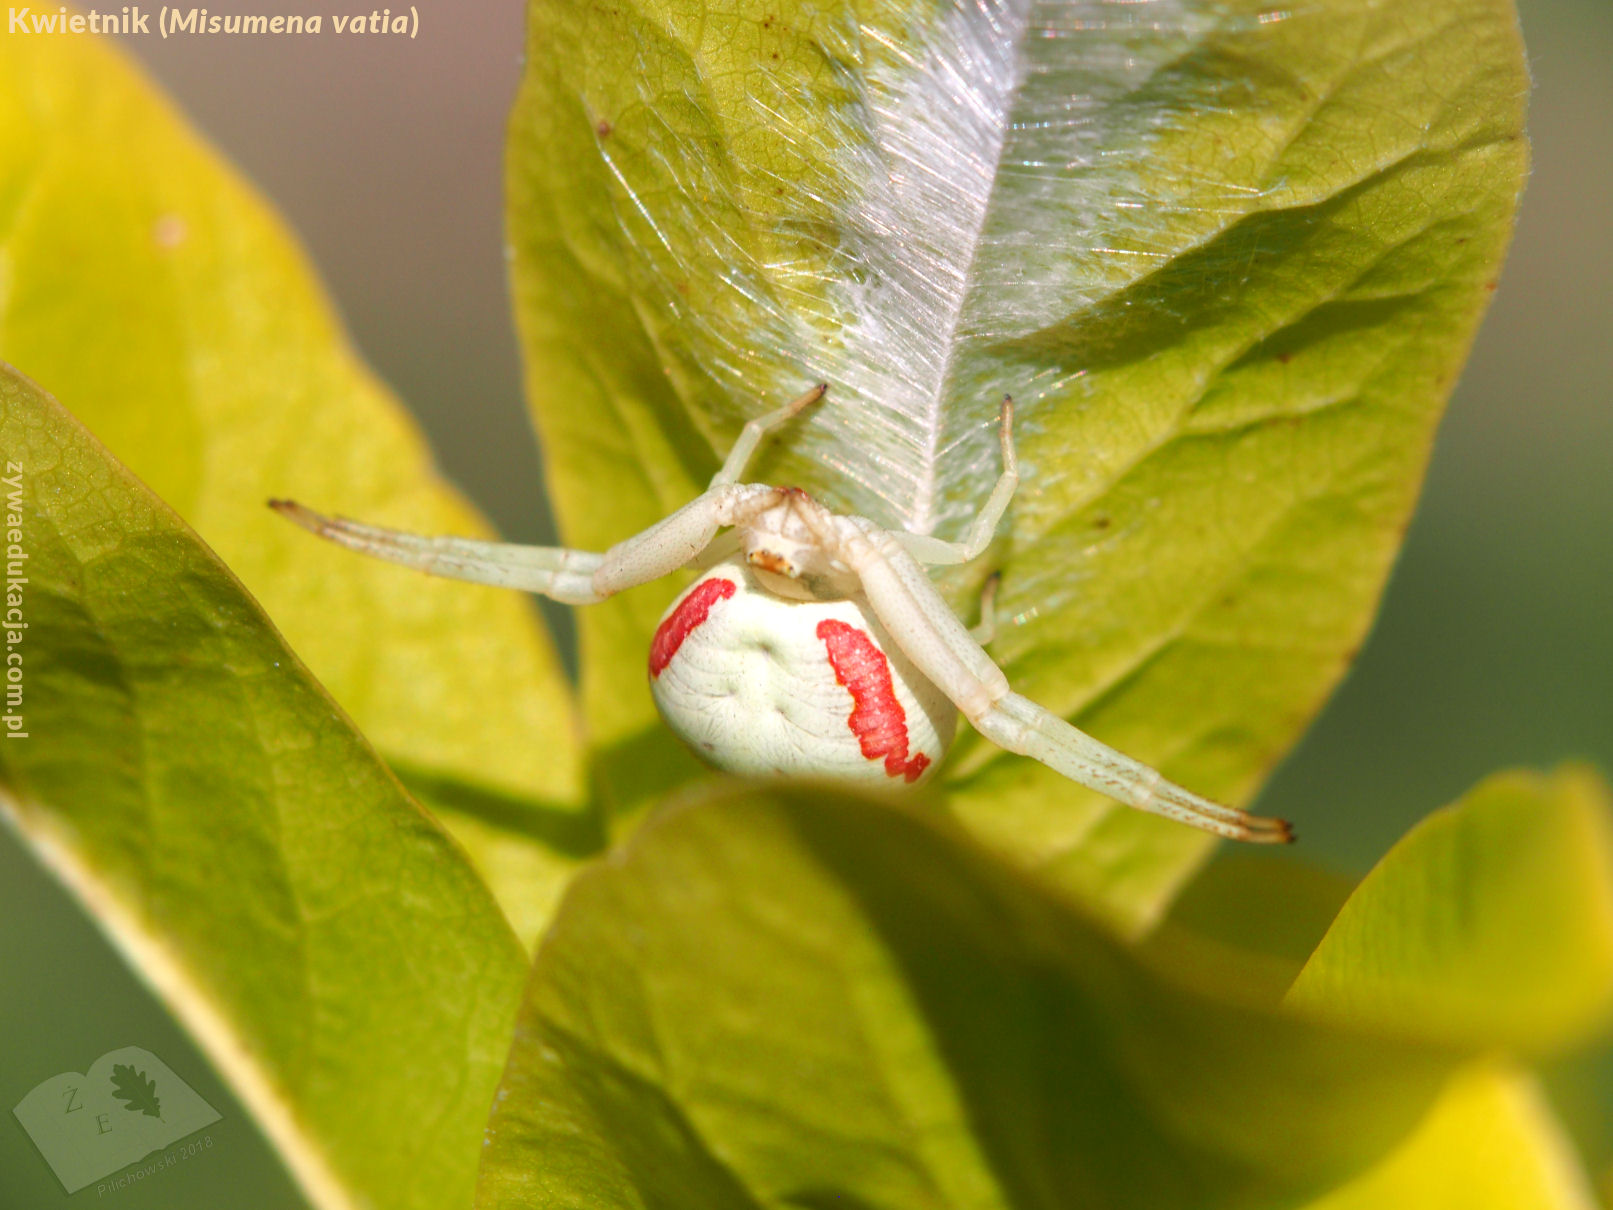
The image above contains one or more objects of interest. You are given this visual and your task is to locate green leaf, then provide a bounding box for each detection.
[1140,849,1359,1006]
[507,0,1528,924]
[1287,766,1613,1055]
[0,29,591,939]
[109,1064,162,1120]
[476,780,1466,1210]
[0,366,528,1210]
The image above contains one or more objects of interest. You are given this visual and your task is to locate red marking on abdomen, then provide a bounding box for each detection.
[650,578,736,678]
[816,619,930,782]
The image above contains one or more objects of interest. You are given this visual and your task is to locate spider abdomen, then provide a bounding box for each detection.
[648,559,956,785]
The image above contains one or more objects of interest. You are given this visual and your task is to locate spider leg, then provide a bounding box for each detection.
[271,483,772,604]
[970,694,1292,843]
[850,531,1292,844]
[591,485,772,594]
[269,500,607,603]
[709,382,828,488]
[895,396,1018,566]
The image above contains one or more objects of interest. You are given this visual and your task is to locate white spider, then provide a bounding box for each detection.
[271,385,1291,844]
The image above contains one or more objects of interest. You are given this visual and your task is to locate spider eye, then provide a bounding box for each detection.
[747,549,798,578]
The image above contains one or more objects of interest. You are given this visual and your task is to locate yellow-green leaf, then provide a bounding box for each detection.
[0,29,590,940]
[1287,767,1613,1055]
[1301,1064,1600,1210]
[0,365,527,1210]
[1141,849,1359,1006]
[507,0,1528,925]
[476,781,1464,1210]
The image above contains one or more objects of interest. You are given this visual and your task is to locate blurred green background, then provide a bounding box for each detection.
[2,1,1608,1206]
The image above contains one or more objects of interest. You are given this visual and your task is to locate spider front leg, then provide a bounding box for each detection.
[896,396,1019,566]
[269,500,610,603]
[970,693,1293,843]
[591,485,774,594]
[851,533,1292,844]
[271,484,770,603]
[273,385,823,598]
[709,382,827,487]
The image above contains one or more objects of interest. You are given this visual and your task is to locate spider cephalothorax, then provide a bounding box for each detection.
[273,384,1292,843]
[738,486,841,588]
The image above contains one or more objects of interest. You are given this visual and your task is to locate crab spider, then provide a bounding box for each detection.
[270,385,1292,844]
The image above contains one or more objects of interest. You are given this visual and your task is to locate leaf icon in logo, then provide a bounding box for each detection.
[109,1064,161,1119]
